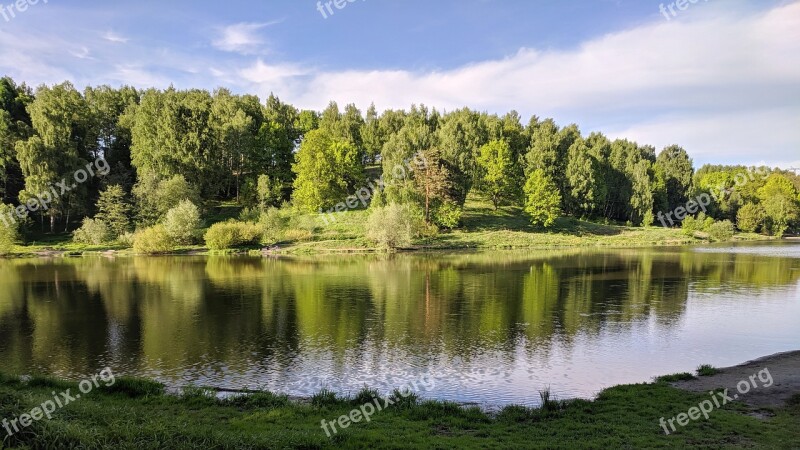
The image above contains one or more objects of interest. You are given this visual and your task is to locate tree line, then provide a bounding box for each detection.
[1,76,798,251]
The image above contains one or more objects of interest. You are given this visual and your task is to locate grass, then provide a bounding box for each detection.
[697,364,720,377]
[3,197,775,258]
[0,371,798,449]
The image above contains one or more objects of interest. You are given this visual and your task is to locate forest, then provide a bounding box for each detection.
[0,77,798,254]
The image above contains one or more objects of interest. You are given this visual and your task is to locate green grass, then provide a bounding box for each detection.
[697,364,720,377]
[3,197,775,258]
[0,371,798,449]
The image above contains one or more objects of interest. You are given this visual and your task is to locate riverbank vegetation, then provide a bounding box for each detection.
[0,368,798,449]
[1,77,798,255]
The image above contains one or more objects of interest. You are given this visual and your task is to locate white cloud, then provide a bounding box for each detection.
[253,1,798,166]
[102,31,129,44]
[212,22,280,55]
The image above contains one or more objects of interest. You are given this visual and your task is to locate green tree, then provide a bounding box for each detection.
[413,147,450,223]
[656,145,694,213]
[476,140,519,210]
[95,184,131,239]
[257,174,280,211]
[757,174,799,236]
[736,202,765,233]
[565,138,598,217]
[292,129,363,212]
[524,169,561,228]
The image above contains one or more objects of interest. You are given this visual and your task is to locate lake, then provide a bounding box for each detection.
[1,242,799,407]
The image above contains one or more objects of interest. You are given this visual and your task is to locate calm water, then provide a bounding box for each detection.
[1,242,799,407]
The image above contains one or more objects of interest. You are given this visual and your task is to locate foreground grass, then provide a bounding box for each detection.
[0,372,798,449]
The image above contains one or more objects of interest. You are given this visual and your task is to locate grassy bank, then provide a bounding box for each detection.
[6,198,773,258]
[1,369,798,449]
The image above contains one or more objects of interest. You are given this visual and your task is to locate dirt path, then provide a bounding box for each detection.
[672,351,800,409]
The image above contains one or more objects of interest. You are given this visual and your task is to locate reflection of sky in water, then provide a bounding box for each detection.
[0,243,799,407]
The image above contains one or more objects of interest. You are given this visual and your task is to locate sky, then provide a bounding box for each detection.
[0,0,798,168]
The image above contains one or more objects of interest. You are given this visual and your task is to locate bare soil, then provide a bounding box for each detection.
[672,351,800,409]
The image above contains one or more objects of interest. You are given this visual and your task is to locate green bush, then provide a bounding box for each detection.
[432,201,463,229]
[365,203,425,249]
[682,212,715,237]
[736,203,765,233]
[0,205,19,255]
[707,220,735,242]
[163,200,202,244]
[133,225,174,254]
[204,221,261,250]
[258,207,289,243]
[73,218,111,245]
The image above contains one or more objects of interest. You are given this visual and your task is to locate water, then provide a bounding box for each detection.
[1,242,799,407]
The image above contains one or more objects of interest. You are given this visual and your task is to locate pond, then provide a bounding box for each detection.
[1,242,799,407]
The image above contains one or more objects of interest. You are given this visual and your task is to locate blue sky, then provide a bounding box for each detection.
[0,0,798,168]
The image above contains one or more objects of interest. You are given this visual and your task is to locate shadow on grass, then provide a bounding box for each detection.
[461,206,622,237]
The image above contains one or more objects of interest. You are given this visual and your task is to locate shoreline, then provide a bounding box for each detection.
[2,229,780,259]
[1,352,798,448]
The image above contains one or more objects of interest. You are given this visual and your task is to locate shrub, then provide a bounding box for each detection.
[682,212,715,237]
[204,221,261,250]
[133,225,174,254]
[365,203,425,249]
[707,220,735,242]
[737,203,765,233]
[0,205,19,255]
[258,207,289,243]
[73,218,111,245]
[432,201,462,229]
[283,228,314,242]
[696,364,719,377]
[163,200,202,244]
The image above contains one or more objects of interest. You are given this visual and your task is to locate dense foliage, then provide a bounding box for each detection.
[1,76,798,251]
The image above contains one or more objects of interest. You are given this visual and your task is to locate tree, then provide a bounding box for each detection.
[257,174,280,211]
[758,174,799,236]
[565,138,598,217]
[133,174,201,225]
[656,145,693,213]
[437,108,486,205]
[524,169,561,228]
[524,119,565,203]
[17,82,92,232]
[292,129,363,212]
[362,103,384,164]
[736,202,765,233]
[476,140,520,210]
[95,184,131,239]
[413,147,450,223]
[630,160,655,226]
